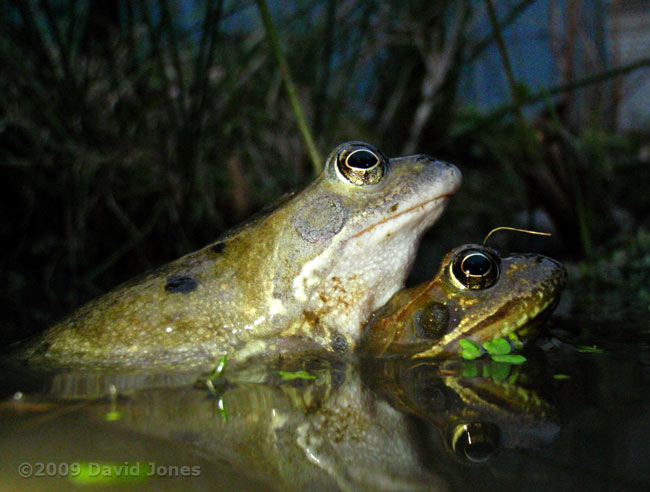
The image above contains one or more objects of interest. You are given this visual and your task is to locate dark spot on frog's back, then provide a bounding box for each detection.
[210,242,225,254]
[165,274,199,294]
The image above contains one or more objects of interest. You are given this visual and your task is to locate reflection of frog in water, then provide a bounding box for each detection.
[359,244,566,358]
[0,354,559,492]
[19,142,461,370]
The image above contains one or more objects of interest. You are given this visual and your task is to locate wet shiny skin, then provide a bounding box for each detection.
[358,244,566,358]
[19,142,461,370]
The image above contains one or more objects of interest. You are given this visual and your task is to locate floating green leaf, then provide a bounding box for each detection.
[491,354,526,364]
[459,339,481,360]
[553,373,571,380]
[278,370,316,381]
[483,337,512,355]
[576,345,604,354]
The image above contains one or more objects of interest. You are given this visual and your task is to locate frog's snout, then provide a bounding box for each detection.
[550,258,567,287]
[435,159,462,195]
[536,255,568,293]
[447,162,462,193]
[413,154,461,183]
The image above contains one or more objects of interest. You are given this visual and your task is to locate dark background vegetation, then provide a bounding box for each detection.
[1,0,649,346]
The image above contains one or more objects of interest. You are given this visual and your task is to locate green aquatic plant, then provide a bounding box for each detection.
[278,370,317,381]
[483,337,511,356]
[576,345,604,354]
[491,354,526,364]
[459,339,481,360]
[200,356,229,421]
[461,336,527,364]
[207,356,228,380]
[202,356,228,392]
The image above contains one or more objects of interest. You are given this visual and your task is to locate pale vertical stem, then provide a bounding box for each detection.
[255,0,323,174]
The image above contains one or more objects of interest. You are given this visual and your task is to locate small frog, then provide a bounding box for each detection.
[359,244,566,358]
[20,142,461,370]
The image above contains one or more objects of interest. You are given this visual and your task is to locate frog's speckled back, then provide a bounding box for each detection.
[21,142,461,370]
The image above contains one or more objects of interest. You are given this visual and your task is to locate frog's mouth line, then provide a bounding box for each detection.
[492,296,559,341]
[513,296,561,336]
[346,193,454,242]
[414,289,562,359]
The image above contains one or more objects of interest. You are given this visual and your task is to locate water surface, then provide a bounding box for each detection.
[1,319,649,492]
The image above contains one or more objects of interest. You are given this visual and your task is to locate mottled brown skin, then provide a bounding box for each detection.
[19,142,461,370]
[359,244,566,358]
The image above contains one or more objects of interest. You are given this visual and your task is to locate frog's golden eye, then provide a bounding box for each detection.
[451,248,499,290]
[335,144,386,186]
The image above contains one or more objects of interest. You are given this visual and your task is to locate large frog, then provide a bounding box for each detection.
[19,142,461,370]
[359,243,566,358]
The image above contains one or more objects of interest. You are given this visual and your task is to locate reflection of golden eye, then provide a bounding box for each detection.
[451,248,500,290]
[450,423,500,464]
[336,144,386,185]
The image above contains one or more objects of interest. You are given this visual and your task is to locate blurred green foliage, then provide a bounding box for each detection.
[0,0,648,343]
[565,227,650,321]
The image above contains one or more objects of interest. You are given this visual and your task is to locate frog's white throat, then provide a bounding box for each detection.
[293,196,449,341]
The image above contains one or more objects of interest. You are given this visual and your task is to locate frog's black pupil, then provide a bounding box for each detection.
[347,149,378,169]
[462,253,492,276]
